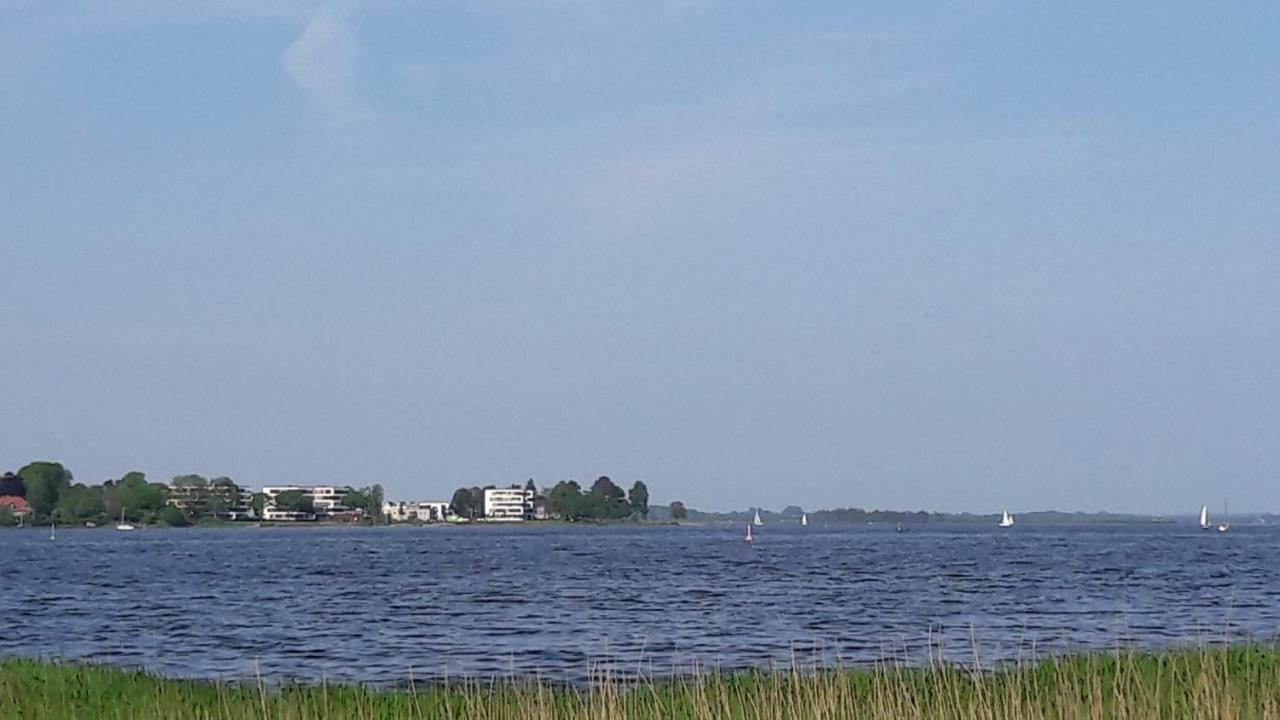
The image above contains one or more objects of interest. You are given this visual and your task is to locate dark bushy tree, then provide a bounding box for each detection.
[0,472,25,497]
[273,490,314,514]
[628,481,649,519]
[19,461,73,518]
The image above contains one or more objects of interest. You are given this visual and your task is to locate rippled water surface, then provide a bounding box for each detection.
[3,524,1277,685]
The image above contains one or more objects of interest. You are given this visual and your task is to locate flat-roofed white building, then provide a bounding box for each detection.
[261,485,353,521]
[484,487,534,521]
[383,500,449,523]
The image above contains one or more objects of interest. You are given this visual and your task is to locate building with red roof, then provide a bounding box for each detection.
[0,495,30,516]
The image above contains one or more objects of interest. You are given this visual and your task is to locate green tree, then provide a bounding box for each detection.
[589,476,629,519]
[628,481,650,519]
[251,492,266,516]
[171,475,210,518]
[669,500,687,521]
[54,484,106,524]
[0,472,24,496]
[344,488,369,512]
[118,472,167,518]
[0,506,16,527]
[548,480,583,520]
[450,487,482,519]
[207,477,240,518]
[159,506,191,527]
[18,462,72,518]
[273,490,314,514]
[369,484,384,522]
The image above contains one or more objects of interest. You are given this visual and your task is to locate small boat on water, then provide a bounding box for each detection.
[1199,505,1211,531]
[49,523,56,541]
[997,510,1015,528]
[115,508,135,532]
[745,523,754,543]
[752,509,763,526]
[1218,503,1230,533]
[801,513,808,527]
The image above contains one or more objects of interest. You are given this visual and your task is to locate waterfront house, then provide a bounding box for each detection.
[0,495,29,517]
[483,487,535,521]
[166,480,257,520]
[261,485,354,521]
[382,500,450,523]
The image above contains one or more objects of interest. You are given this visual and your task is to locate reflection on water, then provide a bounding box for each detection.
[1,524,1274,685]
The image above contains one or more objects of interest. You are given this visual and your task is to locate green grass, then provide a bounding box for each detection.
[3,645,1279,719]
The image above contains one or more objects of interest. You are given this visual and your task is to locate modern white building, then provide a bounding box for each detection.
[484,487,534,521]
[261,485,353,521]
[167,481,256,520]
[382,500,450,523]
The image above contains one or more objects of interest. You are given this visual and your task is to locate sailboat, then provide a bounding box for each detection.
[997,510,1015,528]
[752,509,763,526]
[115,508,135,532]
[745,523,754,543]
[1199,505,1211,531]
[801,513,808,527]
[49,522,56,541]
[1217,503,1230,533]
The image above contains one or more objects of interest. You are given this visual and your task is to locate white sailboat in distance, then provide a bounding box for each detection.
[1199,505,1211,531]
[745,523,754,543]
[1218,503,1230,533]
[998,509,1015,528]
[801,513,808,527]
[752,509,763,526]
[115,508,135,532]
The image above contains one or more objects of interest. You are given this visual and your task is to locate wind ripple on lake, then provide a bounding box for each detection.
[3,524,1278,685]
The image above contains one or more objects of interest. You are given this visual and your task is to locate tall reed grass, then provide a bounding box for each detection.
[2,645,1278,719]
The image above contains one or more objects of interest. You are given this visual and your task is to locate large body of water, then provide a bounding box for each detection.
[2,523,1276,685]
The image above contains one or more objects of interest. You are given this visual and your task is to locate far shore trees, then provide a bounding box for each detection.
[628,481,649,519]
[0,472,24,497]
[669,501,687,520]
[450,487,484,519]
[341,484,386,522]
[272,490,315,515]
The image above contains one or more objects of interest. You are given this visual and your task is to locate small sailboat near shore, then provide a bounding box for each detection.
[752,509,763,526]
[1199,505,1211,531]
[745,523,754,543]
[997,510,1015,528]
[115,508,135,532]
[1218,504,1230,533]
[801,513,808,527]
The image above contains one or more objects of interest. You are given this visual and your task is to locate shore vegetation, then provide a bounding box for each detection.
[2,645,1278,719]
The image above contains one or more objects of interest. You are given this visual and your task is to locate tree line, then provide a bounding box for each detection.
[1,462,191,527]
[0,461,386,527]
[447,476,690,522]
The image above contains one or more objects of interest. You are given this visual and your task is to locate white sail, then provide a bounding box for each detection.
[752,509,763,526]
[801,513,808,527]
[1199,505,1209,529]
[998,509,1014,528]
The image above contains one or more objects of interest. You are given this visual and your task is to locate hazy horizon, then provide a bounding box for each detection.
[3,2,1278,515]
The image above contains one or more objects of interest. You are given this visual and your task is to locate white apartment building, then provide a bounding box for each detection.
[261,485,353,521]
[167,482,256,520]
[382,500,449,523]
[484,487,534,521]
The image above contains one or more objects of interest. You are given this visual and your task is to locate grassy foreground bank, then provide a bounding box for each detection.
[3,646,1279,719]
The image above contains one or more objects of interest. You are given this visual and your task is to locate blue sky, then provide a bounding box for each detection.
[2,1,1278,513]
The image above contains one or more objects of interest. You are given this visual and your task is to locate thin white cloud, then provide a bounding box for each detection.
[282,2,370,124]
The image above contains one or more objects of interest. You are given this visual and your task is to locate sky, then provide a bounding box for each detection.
[2,1,1278,514]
